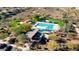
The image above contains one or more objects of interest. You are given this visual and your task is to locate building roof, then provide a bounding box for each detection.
[27,29,38,39]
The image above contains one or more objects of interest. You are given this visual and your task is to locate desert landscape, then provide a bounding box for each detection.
[0,7,79,51]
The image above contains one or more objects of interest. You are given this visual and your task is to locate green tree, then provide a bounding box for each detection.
[9,18,20,27]
[19,23,31,32]
[31,14,41,22]
[11,23,31,35]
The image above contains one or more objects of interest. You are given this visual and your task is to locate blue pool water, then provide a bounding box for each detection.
[35,23,54,31]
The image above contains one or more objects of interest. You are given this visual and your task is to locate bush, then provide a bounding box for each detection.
[66,42,79,50]
[0,33,8,39]
[48,34,57,40]
[16,34,26,43]
[47,41,59,50]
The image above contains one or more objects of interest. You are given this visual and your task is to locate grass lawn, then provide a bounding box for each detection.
[49,18,64,27]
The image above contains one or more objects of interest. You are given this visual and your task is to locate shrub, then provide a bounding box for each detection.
[0,33,8,39]
[66,42,79,50]
[47,41,59,50]
[48,34,57,40]
[16,34,26,43]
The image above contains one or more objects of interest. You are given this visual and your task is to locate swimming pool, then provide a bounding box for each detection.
[34,22,55,31]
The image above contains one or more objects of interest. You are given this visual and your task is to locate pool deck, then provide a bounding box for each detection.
[34,22,54,26]
[32,22,61,34]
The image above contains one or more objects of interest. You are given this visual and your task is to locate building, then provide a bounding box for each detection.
[26,29,43,42]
